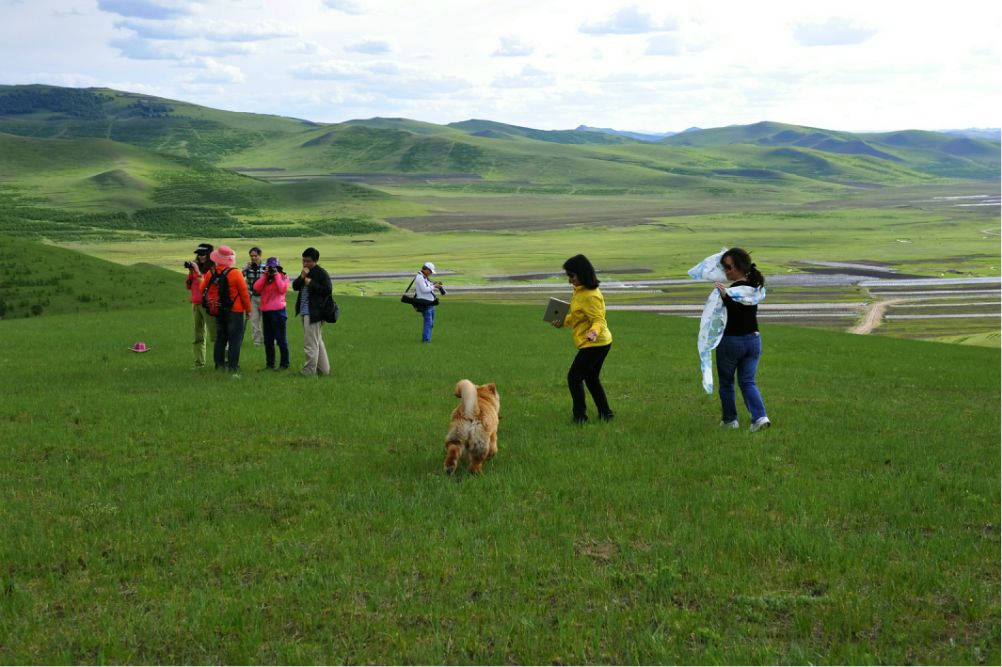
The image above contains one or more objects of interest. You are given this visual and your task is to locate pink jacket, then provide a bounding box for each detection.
[186,268,204,304]
[253,272,289,312]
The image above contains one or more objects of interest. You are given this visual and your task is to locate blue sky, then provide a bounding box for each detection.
[1,0,999,132]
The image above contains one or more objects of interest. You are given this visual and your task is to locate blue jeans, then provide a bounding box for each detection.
[262,309,289,368]
[214,311,246,372]
[422,306,435,342]
[715,333,767,422]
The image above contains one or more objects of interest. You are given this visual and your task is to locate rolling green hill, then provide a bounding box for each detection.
[0,84,317,162]
[662,121,999,179]
[448,118,635,144]
[0,84,997,250]
[0,234,179,319]
[3,85,997,190]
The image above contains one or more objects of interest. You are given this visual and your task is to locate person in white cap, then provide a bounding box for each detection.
[415,261,444,343]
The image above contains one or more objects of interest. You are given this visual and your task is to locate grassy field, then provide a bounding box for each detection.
[61,202,998,280]
[0,276,998,663]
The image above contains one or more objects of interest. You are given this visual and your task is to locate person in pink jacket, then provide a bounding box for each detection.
[253,256,290,370]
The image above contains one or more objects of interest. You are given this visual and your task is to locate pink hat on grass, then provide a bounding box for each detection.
[210,245,236,268]
[130,341,150,353]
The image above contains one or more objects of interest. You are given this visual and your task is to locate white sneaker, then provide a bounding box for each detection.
[750,417,771,432]
[719,419,739,429]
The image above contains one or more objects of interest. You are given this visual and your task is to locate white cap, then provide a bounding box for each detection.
[423,262,436,274]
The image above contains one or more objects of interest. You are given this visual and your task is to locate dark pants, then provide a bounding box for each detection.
[262,309,290,369]
[214,311,245,372]
[567,343,612,419]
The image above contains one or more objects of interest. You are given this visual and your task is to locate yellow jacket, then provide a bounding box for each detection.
[564,285,612,349]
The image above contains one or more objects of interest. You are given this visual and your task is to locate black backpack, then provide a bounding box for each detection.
[202,268,233,316]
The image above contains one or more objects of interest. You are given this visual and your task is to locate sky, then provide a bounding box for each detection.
[1,0,1000,133]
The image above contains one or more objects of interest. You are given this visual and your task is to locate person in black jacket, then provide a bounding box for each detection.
[292,247,333,376]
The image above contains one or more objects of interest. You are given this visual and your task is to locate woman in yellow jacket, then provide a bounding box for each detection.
[552,254,614,424]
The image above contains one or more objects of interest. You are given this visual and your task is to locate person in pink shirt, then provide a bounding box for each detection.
[253,256,291,370]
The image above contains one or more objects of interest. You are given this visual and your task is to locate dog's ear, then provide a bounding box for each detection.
[485,383,497,394]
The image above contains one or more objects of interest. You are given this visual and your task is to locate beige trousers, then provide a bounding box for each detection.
[249,295,263,345]
[301,316,330,375]
[193,304,216,367]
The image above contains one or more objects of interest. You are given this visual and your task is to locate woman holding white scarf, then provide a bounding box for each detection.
[714,248,771,432]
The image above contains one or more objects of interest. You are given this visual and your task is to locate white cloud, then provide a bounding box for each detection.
[284,40,327,55]
[290,60,367,80]
[645,34,683,56]
[323,0,361,15]
[115,17,294,42]
[493,65,554,88]
[492,36,534,57]
[177,56,245,83]
[97,0,197,20]
[791,17,877,47]
[110,34,175,59]
[345,39,391,55]
[579,6,678,35]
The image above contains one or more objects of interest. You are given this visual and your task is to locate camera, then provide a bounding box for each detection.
[184,260,194,270]
[437,284,447,295]
[267,265,277,274]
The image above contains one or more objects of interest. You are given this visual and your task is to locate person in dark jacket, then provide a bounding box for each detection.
[292,247,332,376]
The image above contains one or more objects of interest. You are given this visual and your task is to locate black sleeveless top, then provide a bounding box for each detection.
[722,279,759,336]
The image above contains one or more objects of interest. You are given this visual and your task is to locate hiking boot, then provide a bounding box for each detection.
[720,419,739,429]
[750,417,771,432]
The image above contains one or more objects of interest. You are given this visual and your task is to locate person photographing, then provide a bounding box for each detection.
[185,242,215,369]
[415,261,444,343]
[253,256,290,371]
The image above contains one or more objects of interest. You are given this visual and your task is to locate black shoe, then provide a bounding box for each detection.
[573,414,588,425]
[599,412,615,422]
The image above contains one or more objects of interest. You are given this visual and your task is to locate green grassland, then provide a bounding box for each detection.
[0,84,997,346]
[63,205,998,286]
[0,252,998,663]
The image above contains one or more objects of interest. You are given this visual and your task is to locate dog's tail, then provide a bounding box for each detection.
[454,379,477,419]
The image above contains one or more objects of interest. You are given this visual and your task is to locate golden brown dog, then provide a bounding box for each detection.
[444,379,500,475]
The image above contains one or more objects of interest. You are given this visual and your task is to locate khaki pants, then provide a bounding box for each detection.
[193,304,216,367]
[249,295,263,345]
[301,316,330,375]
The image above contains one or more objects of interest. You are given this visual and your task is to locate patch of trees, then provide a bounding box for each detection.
[0,87,109,119]
[121,99,174,118]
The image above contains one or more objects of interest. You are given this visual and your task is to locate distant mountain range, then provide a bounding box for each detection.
[575,125,678,142]
[577,123,998,144]
[0,83,998,223]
